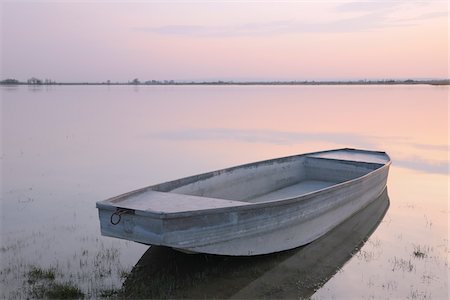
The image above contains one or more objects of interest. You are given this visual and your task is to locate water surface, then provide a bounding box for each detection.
[1,85,448,298]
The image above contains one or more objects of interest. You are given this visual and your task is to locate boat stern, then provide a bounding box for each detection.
[96,202,163,245]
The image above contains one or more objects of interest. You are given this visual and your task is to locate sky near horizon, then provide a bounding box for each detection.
[1,1,448,82]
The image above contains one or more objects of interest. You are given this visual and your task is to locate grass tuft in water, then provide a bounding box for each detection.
[44,282,84,299]
[31,282,84,299]
[27,266,56,283]
[412,244,432,259]
[391,257,415,272]
[413,249,426,259]
[99,288,119,298]
[26,265,84,299]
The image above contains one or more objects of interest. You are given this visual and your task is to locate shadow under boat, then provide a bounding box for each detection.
[119,188,390,299]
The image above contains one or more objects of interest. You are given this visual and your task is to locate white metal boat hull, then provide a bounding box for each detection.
[97,148,390,256]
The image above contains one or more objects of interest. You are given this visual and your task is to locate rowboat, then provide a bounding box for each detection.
[96,148,390,256]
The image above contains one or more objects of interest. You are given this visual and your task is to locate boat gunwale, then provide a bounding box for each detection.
[96,148,391,219]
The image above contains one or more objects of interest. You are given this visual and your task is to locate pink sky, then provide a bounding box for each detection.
[1,1,448,82]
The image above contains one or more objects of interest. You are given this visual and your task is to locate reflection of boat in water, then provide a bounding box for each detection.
[120,188,390,299]
[97,148,390,255]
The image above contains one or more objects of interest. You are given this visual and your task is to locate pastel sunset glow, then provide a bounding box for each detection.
[1,1,448,82]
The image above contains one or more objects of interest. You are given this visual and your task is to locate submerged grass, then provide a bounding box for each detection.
[27,266,56,283]
[6,242,129,299]
[412,244,432,259]
[31,282,84,299]
[26,265,84,299]
[413,249,426,259]
[390,257,415,272]
[99,288,120,298]
[44,282,84,299]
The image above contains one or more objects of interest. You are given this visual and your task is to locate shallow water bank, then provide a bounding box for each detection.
[1,85,448,298]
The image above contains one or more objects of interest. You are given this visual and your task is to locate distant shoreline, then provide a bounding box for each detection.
[1,79,449,86]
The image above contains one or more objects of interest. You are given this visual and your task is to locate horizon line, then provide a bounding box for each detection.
[1,78,449,86]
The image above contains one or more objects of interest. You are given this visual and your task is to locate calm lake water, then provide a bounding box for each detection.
[1,85,448,299]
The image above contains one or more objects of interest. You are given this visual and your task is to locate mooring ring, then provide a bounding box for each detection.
[110,211,122,225]
[110,208,135,225]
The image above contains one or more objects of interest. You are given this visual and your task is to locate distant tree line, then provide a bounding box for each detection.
[1,78,20,84]
[1,77,449,86]
[0,77,56,85]
[26,77,56,84]
[126,78,176,85]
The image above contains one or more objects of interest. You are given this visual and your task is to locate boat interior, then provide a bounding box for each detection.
[153,149,389,204]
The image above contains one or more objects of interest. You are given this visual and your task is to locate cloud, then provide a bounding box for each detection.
[133,12,392,37]
[134,1,447,38]
[337,1,448,27]
[133,21,294,37]
[397,11,449,23]
[336,1,402,12]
